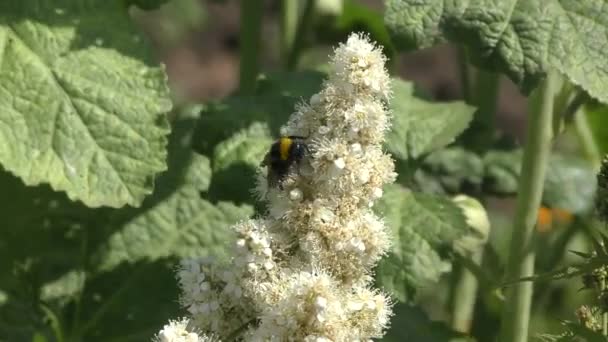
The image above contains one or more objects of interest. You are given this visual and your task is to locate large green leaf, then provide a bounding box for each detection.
[382,303,474,341]
[0,169,103,292]
[68,112,251,340]
[94,120,253,271]
[94,156,253,271]
[0,110,252,340]
[482,149,523,195]
[385,0,608,103]
[212,122,272,173]
[0,0,172,208]
[387,79,476,160]
[0,168,107,340]
[206,122,273,205]
[375,184,469,302]
[415,147,485,194]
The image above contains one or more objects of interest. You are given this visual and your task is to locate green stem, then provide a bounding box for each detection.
[498,72,557,342]
[457,48,472,104]
[239,0,263,94]
[287,0,315,70]
[40,304,65,342]
[69,232,88,339]
[280,0,298,67]
[472,70,500,150]
[451,249,483,333]
[461,68,500,152]
[602,277,608,336]
[562,91,590,123]
[473,70,500,125]
[574,109,602,171]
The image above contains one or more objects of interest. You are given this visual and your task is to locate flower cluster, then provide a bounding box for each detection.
[154,318,215,342]
[156,33,395,341]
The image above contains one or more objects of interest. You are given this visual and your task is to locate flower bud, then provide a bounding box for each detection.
[452,194,491,255]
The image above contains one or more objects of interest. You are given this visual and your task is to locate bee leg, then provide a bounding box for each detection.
[261,151,273,167]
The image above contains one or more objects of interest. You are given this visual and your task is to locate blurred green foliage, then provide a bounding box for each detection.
[1,0,607,341]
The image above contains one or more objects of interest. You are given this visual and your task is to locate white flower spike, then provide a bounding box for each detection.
[162,33,395,341]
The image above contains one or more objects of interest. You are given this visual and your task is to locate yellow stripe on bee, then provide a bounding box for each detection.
[279,137,293,161]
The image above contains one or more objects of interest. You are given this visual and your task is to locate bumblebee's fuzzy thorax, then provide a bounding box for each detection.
[263,136,308,188]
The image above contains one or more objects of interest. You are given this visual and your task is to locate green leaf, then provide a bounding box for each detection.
[0,0,172,208]
[483,149,523,195]
[585,103,608,156]
[206,122,273,205]
[383,303,474,341]
[212,122,273,173]
[385,0,608,103]
[387,78,476,160]
[94,143,252,272]
[544,154,597,213]
[78,112,254,339]
[123,0,170,10]
[311,0,395,63]
[335,0,395,57]
[0,169,99,291]
[77,259,181,341]
[375,184,469,302]
[483,150,597,213]
[416,147,485,194]
[1,112,247,341]
[255,71,326,99]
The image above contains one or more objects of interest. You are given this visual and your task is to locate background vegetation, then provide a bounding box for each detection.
[1,1,608,341]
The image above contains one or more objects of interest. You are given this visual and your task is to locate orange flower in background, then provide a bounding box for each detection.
[537,206,574,233]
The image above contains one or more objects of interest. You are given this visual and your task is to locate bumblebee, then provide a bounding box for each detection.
[262,136,308,188]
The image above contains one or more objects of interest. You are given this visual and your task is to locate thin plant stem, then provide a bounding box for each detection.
[459,64,500,152]
[239,0,263,94]
[470,70,500,152]
[574,109,602,171]
[498,72,557,342]
[451,249,483,333]
[457,47,472,103]
[69,230,88,339]
[562,91,590,123]
[280,0,298,67]
[602,277,608,336]
[473,70,500,129]
[287,0,315,70]
[40,303,65,342]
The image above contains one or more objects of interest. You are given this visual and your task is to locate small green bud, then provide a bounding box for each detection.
[596,156,608,223]
[452,195,491,255]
